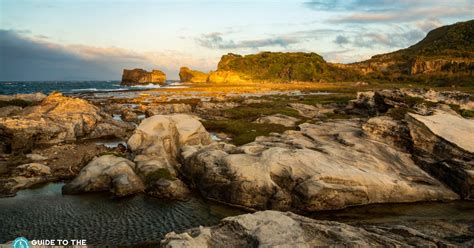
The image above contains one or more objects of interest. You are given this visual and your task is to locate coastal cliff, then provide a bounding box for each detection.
[204,20,473,84]
[179,67,208,83]
[121,69,166,86]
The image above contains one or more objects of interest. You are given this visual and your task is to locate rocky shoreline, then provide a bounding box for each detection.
[1,85,473,246]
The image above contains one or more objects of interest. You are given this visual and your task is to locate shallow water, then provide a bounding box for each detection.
[2,183,473,245]
[0,183,244,245]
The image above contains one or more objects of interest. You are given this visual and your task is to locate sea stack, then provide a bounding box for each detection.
[179,67,209,83]
[121,69,166,86]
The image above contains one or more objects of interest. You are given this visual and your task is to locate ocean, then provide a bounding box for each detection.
[0,80,183,95]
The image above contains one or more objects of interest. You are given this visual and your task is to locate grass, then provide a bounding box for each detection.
[449,104,474,119]
[203,119,292,145]
[144,168,176,186]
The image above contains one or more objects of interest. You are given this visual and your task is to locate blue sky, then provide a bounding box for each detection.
[0,0,473,80]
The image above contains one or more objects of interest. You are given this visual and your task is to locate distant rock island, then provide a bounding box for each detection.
[121,69,166,86]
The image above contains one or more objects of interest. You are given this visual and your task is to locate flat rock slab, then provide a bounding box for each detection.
[409,110,474,153]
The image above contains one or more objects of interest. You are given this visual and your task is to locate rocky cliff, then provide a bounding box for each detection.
[179,67,209,83]
[207,20,473,84]
[207,52,357,83]
[349,20,474,81]
[121,69,166,85]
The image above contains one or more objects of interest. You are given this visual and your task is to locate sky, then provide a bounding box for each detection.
[0,0,473,81]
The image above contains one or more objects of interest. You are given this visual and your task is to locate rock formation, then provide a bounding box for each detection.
[162,210,472,247]
[121,69,166,86]
[254,114,299,127]
[407,109,474,199]
[0,92,133,153]
[179,67,208,83]
[62,155,145,197]
[180,120,458,212]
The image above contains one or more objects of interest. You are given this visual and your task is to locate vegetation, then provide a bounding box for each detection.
[144,169,176,186]
[216,52,363,83]
[203,119,292,146]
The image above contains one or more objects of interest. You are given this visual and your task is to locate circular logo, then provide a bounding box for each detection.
[12,237,30,248]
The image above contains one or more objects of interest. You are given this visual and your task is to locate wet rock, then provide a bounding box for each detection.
[121,109,138,122]
[180,120,458,212]
[162,210,466,247]
[407,109,474,199]
[288,103,320,118]
[62,155,145,197]
[0,92,134,153]
[146,178,191,200]
[254,114,300,127]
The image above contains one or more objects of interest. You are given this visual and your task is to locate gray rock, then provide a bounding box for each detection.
[162,210,468,247]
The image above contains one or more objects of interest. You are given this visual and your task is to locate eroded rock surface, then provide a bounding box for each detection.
[408,109,474,199]
[0,93,133,153]
[121,68,166,86]
[179,67,208,83]
[181,120,458,212]
[254,114,299,127]
[127,114,212,199]
[62,155,144,197]
[162,210,471,247]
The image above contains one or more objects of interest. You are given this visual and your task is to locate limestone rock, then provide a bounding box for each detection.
[0,106,22,117]
[207,71,247,84]
[254,114,300,127]
[179,67,208,83]
[121,68,166,86]
[128,114,212,164]
[121,109,138,122]
[407,109,474,199]
[0,92,133,153]
[62,155,144,197]
[0,92,47,103]
[14,163,51,177]
[146,178,191,200]
[180,120,458,212]
[145,104,193,117]
[26,153,48,161]
[162,211,466,247]
[362,116,411,150]
[288,103,333,118]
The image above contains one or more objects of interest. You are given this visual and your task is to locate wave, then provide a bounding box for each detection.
[129,84,161,89]
[70,88,128,92]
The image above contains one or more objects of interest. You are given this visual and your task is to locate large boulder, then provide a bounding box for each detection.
[162,210,470,247]
[62,155,145,197]
[121,68,166,86]
[0,93,133,153]
[407,108,474,199]
[181,120,458,212]
[179,67,208,83]
[127,114,212,199]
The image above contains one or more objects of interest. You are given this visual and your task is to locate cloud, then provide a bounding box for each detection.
[196,32,299,49]
[0,30,213,81]
[334,35,350,45]
[332,7,472,23]
[196,28,341,50]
